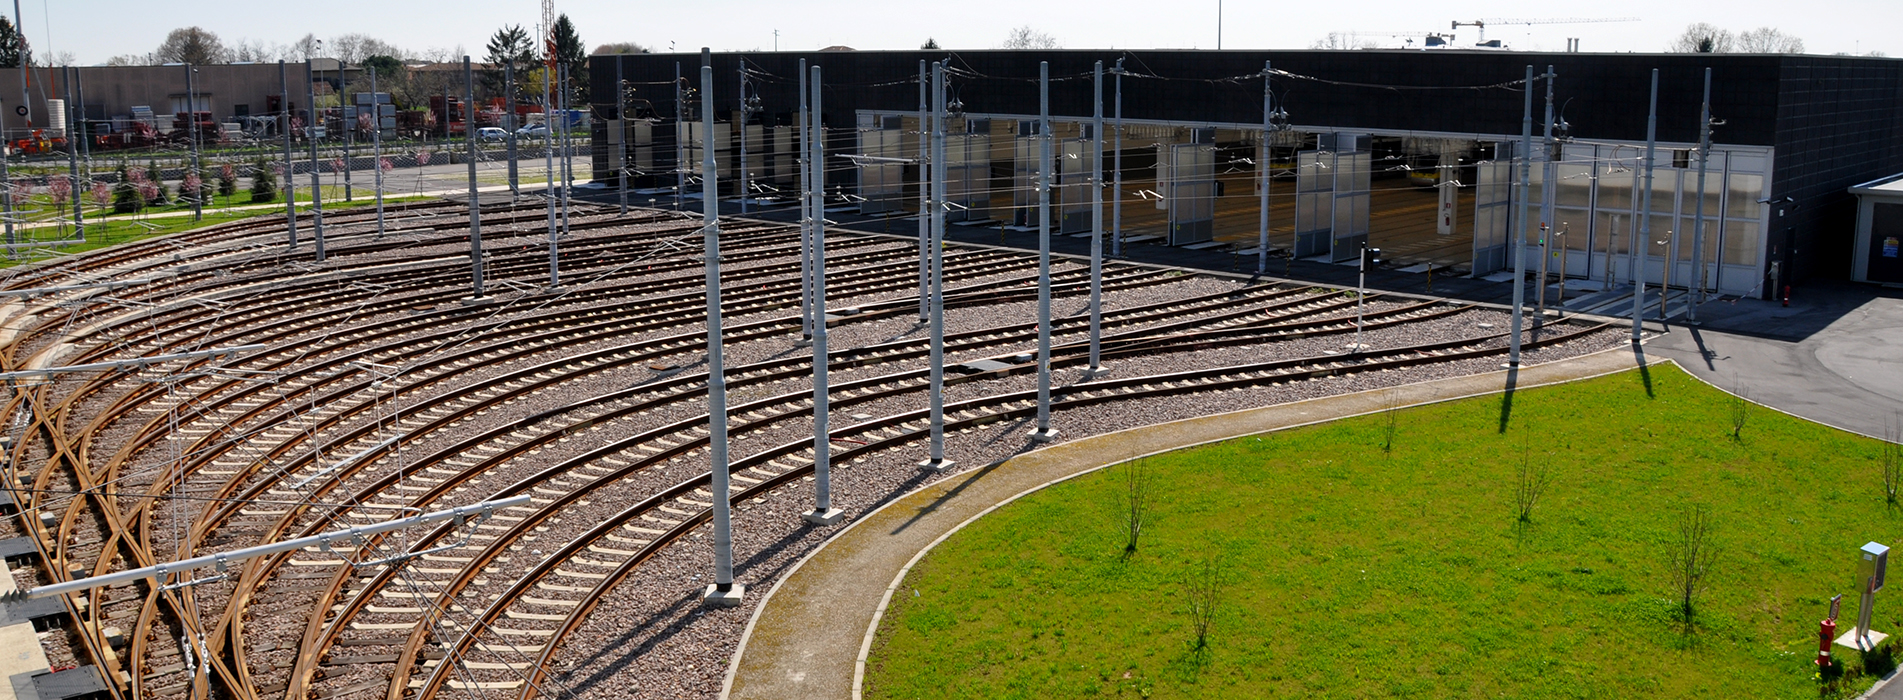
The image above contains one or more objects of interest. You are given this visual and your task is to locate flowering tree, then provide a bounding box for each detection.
[183,172,203,204]
[332,157,345,174]
[47,175,71,207]
[415,150,431,168]
[8,179,28,207]
[380,157,393,173]
[91,182,111,208]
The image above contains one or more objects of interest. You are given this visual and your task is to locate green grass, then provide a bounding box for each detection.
[868,364,1896,699]
[3,194,441,267]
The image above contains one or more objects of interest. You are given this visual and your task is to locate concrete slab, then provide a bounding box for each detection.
[723,344,1661,700]
[1,558,49,700]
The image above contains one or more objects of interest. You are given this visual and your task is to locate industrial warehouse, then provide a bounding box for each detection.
[0,8,1901,700]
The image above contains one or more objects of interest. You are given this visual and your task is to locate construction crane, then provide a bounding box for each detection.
[1450,17,1639,47]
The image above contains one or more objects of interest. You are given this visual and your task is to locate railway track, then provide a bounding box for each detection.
[0,198,1626,700]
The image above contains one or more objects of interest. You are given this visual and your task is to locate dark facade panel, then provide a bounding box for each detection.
[1771,56,1903,281]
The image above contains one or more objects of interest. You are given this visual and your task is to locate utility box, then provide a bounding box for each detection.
[1864,542,1889,591]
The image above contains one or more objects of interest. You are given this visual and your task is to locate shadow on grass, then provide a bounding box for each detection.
[1634,342,1656,399]
[1498,365,1519,434]
[1164,643,1213,686]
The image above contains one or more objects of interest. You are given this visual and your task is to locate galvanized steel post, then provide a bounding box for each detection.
[921,62,954,472]
[1259,60,1272,275]
[917,59,929,323]
[1032,62,1055,442]
[804,64,842,526]
[700,48,741,605]
[1688,67,1714,324]
[372,69,384,239]
[1088,61,1106,376]
[1508,65,1533,367]
[465,57,483,298]
[307,59,326,262]
[281,61,297,250]
[1634,69,1659,341]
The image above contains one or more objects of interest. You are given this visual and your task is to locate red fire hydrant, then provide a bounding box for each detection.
[1819,617,1838,666]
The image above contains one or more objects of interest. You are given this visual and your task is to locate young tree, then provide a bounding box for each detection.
[1883,418,1902,507]
[249,160,277,203]
[1183,556,1224,650]
[1000,26,1060,50]
[1514,448,1551,523]
[1668,504,1719,622]
[1311,32,1380,50]
[920,38,941,50]
[1727,386,1750,441]
[217,163,237,198]
[112,162,140,213]
[551,15,589,102]
[1117,460,1152,556]
[0,17,30,69]
[1670,23,1735,53]
[155,27,228,65]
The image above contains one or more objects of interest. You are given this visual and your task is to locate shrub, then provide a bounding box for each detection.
[250,161,278,203]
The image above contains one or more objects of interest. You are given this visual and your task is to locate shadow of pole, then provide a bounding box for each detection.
[1497,364,1519,434]
[1633,341,1656,399]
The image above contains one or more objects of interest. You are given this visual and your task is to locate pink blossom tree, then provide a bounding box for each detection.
[47,175,71,207]
[91,182,111,208]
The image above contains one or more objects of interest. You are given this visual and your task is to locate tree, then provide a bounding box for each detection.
[155,27,228,65]
[1670,23,1735,53]
[105,54,151,66]
[592,42,649,55]
[1668,504,1719,622]
[1182,556,1224,650]
[289,34,321,62]
[0,17,29,69]
[551,14,588,102]
[1311,32,1378,50]
[228,38,275,63]
[249,160,278,203]
[999,26,1059,50]
[1736,27,1804,54]
[485,25,539,99]
[362,55,404,81]
[1117,460,1152,556]
[920,38,940,50]
[329,34,404,65]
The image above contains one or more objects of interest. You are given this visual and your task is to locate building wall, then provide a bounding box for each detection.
[1769,56,1903,282]
[0,63,328,134]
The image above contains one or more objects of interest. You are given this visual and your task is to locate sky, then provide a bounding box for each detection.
[31,0,1903,65]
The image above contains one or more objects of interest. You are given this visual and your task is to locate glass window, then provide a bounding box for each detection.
[1648,171,1678,213]
[1722,221,1759,266]
[1677,216,1720,262]
[1726,173,1765,219]
[1596,211,1633,255]
[1645,215,1674,256]
[1726,151,1766,173]
[1556,214,1592,251]
[1557,164,1593,207]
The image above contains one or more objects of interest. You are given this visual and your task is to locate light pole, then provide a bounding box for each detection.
[372,67,384,238]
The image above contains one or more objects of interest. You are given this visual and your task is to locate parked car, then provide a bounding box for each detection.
[516,123,549,138]
[477,127,509,141]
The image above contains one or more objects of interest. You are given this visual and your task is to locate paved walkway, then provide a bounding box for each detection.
[722,343,1663,700]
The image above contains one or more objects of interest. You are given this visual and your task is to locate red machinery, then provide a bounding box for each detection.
[94,121,161,151]
[170,111,220,144]
[6,129,66,156]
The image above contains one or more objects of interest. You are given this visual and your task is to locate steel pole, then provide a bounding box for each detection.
[917,60,929,323]
[544,64,556,282]
[63,67,83,240]
[559,65,573,247]
[616,59,626,216]
[281,61,297,249]
[0,99,11,250]
[1032,62,1054,442]
[1113,58,1124,259]
[1507,65,1533,367]
[739,65,749,215]
[699,48,741,603]
[1688,67,1713,324]
[796,58,813,345]
[675,62,685,212]
[804,64,840,525]
[1634,69,1659,341]
[306,60,325,262]
[1259,60,1271,275]
[465,57,484,299]
[1537,66,1557,318]
[372,69,384,238]
[185,64,200,222]
[551,65,564,290]
[921,62,953,471]
[342,61,352,203]
[507,61,519,203]
[1089,61,1105,376]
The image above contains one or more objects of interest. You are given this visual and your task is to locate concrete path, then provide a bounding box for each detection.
[722,343,1662,700]
[1,559,50,700]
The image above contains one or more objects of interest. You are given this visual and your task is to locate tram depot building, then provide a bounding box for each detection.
[589,50,1903,298]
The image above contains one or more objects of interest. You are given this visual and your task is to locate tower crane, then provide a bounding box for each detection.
[1450,17,1639,47]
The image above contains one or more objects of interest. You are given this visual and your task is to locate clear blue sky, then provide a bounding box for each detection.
[34,0,1903,64]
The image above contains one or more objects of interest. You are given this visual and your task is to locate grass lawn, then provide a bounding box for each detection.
[868,364,1898,699]
[3,194,442,267]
